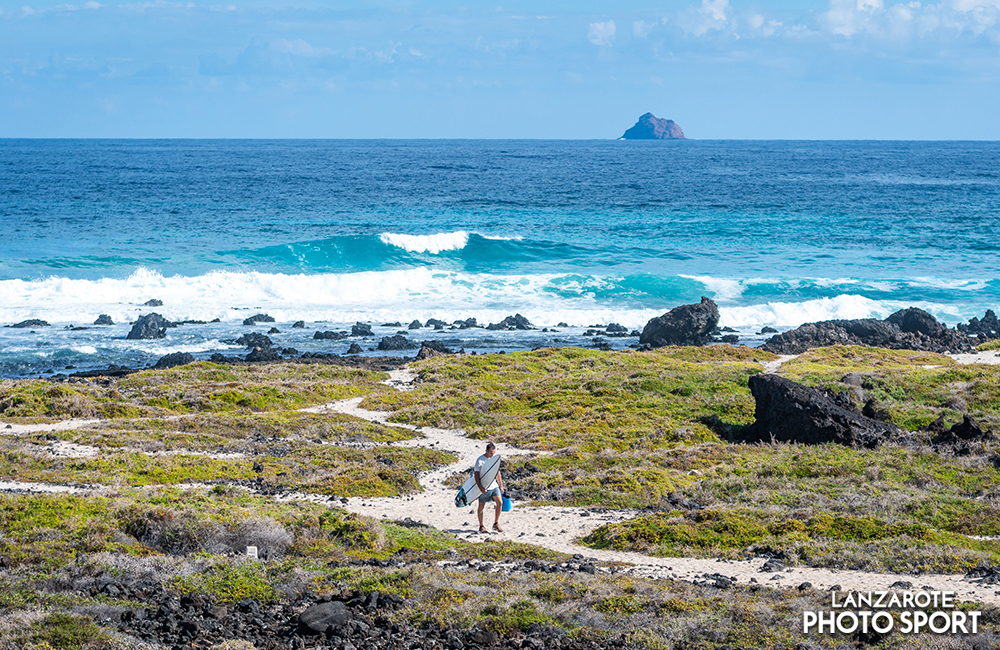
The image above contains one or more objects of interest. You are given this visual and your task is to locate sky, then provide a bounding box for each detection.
[1,0,999,139]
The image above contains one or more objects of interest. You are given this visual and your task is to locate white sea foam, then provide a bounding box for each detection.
[717,295,961,329]
[379,231,470,254]
[71,346,98,355]
[0,268,982,332]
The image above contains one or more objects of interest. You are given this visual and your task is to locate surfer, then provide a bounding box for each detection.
[475,442,505,533]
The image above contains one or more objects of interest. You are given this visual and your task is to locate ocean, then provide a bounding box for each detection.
[1,139,998,378]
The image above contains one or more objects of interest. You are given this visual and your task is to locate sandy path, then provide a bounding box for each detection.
[330,366,1000,604]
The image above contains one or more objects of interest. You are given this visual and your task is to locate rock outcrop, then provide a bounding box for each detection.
[740,374,904,449]
[314,330,348,340]
[127,313,172,340]
[154,352,195,369]
[486,314,534,331]
[235,333,273,350]
[9,319,50,328]
[351,322,374,337]
[927,415,994,455]
[639,297,719,348]
[377,335,416,351]
[620,112,686,140]
[761,308,974,354]
[94,314,114,326]
[959,309,1000,340]
[243,313,275,326]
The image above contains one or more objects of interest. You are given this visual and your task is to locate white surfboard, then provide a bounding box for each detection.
[455,454,501,508]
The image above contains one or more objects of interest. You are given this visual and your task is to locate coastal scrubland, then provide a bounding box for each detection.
[1,348,999,648]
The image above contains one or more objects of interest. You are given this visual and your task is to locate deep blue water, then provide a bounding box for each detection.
[1,139,998,377]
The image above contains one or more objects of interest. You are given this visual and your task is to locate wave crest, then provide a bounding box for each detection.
[379,231,470,254]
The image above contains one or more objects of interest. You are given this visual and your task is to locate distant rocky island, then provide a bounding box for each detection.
[620,112,686,139]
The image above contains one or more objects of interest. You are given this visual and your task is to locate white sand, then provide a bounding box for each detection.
[950,351,1000,365]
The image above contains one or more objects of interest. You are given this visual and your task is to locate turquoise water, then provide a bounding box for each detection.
[1,139,998,376]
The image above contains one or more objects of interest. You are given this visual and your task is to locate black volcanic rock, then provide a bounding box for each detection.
[243,313,275,326]
[621,112,686,140]
[408,319,422,329]
[351,322,373,337]
[298,601,351,635]
[959,309,1000,340]
[314,330,348,340]
[154,352,195,369]
[94,314,114,326]
[740,374,904,449]
[377,335,416,351]
[762,308,974,354]
[292,320,305,329]
[10,319,50,328]
[346,343,363,354]
[127,313,172,340]
[143,299,163,307]
[639,297,719,347]
[486,314,534,331]
[235,332,273,349]
[246,346,281,362]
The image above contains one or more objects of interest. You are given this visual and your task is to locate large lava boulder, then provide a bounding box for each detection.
[740,374,903,449]
[298,601,351,636]
[127,313,172,340]
[93,314,114,326]
[762,308,974,354]
[10,319,50,328]
[487,314,533,331]
[243,313,275,326]
[378,335,416,351]
[640,297,719,347]
[154,352,195,369]
[235,332,273,349]
[351,322,374,337]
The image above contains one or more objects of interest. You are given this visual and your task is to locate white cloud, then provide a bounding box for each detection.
[408,48,424,57]
[21,6,36,15]
[633,19,655,38]
[677,0,730,36]
[271,38,335,57]
[702,0,729,22]
[84,1,101,8]
[588,20,616,46]
[825,0,1000,38]
[374,42,399,63]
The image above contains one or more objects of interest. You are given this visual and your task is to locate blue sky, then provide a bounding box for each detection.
[1,0,998,138]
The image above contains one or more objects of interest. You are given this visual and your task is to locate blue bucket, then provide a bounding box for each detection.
[501,493,512,512]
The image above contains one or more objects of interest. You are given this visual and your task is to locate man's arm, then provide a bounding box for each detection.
[475,470,485,493]
[497,469,503,493]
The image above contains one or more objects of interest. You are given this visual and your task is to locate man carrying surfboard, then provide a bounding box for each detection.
[475,442,505,533]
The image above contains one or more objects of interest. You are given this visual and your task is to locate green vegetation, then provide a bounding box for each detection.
[15,613,109,650]
[366,346,776,451]
[0,362,394,420]
[3,349,1000,648]
[778,346,1000,431]
[977,339,1000,352]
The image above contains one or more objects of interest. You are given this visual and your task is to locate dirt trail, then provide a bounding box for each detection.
[334,367,1000,604]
